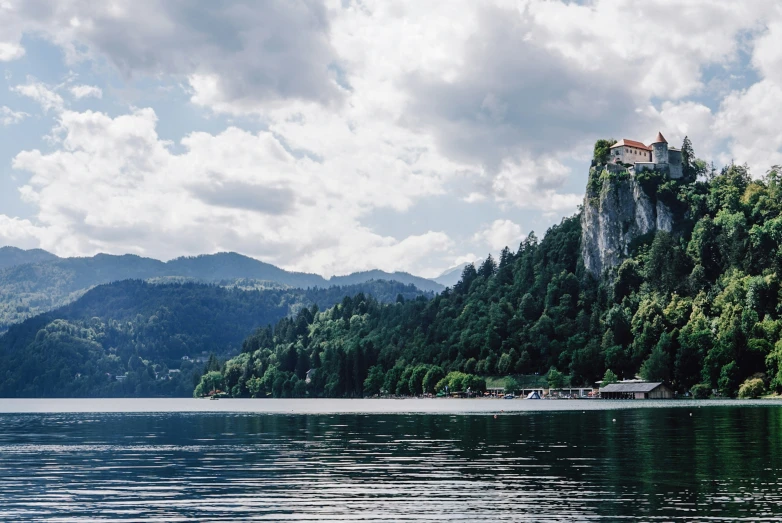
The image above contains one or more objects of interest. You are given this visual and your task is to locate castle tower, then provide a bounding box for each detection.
[650,131,668,165]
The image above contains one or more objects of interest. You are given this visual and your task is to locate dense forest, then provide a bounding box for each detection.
[0,279,429,397]
[0,250,443,333]
[206,145,782,399]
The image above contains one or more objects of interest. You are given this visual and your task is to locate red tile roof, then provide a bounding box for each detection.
[610,139,651,151]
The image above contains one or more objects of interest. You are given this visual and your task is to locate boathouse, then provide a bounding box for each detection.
[599,382,673,399]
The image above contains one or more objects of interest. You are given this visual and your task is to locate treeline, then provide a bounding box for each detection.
[0,279,429,397]
[208,158,782,399]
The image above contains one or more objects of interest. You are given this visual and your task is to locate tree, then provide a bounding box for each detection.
[408,364,430,395]
[737,377,764,399]
[205,353,221,373]
[602,369,619,386]
[718,361,740,397]
[690,383,711,399]
[396,365,414,395]
[464,374,486,393]
[455,264,478,294]
[614,259,642,302]
[383,365,404,396]
[496,353,512,374]
[639,335,671,382]
[478,255,497,278]
[363,365,384,396]
[547,367,566,389]
[681,136,696,182]
[644,232,690,295]
[593,138,617,165]
[422,366,445,394]
[247,376,263,398]
[193,371,224,397]
[675,309,711,389]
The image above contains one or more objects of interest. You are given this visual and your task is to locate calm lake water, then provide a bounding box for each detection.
[1,399,781,521]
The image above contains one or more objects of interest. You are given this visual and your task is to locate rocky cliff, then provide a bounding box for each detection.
[581,168,673,277]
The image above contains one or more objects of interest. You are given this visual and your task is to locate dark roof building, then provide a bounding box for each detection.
[599,381,673,399]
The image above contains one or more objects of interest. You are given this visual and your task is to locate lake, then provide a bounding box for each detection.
[1,399,780,521]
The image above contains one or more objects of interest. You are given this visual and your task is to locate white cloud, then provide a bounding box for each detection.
[1,0,343,112]
[488,157,582,213]
[463,192,487,203]
[0,105,29,125]
[10,107,460,277]
[642,101,717,159]
[0,0,24,60]
[12,79,64,113]
[714,80,782,172]
[473,219,525,251]
[0,41,24,61]
[2,0,782,276]
[0,215,41,249]
[69,84,102,99]
[527,0,774,99]
[751,14,782,86]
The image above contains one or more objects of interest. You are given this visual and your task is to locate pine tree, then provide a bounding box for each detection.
[681,136,696,182]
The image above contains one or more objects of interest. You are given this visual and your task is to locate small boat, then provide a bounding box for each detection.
[503,394,515,399]
[209,395,219,400]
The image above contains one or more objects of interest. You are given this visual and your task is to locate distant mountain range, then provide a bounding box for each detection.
[0,247,58,270]
[0,247,444,332]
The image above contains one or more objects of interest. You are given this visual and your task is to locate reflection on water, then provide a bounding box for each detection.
[1,406,781,521]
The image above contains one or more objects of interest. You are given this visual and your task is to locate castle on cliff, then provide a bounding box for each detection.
[609,132,683,179]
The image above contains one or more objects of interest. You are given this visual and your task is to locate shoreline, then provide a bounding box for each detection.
[0,397,778,415]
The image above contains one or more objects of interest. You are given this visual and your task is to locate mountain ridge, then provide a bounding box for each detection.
[0,248,443,332]
[0,246,59,270]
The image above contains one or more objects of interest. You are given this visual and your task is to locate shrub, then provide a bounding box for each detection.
[587,167,603,197]
[690,383,711,399]
[737,378,765,399]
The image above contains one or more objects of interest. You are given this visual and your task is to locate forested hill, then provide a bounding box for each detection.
[208,161,782,399]
[0,279,429,397]
[0,250,443,332]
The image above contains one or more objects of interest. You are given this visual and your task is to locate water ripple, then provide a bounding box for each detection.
[0,405,780,521]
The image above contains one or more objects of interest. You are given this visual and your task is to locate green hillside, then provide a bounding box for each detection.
[208,161,782,399]
[0,279,429,397]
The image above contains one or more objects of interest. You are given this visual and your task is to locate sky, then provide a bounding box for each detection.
[0,0,781,278]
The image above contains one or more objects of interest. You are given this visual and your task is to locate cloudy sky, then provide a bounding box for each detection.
[0,0,781,278]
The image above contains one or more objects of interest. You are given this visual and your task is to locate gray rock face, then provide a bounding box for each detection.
[581,171,673,277]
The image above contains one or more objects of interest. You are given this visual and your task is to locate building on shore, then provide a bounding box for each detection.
[599,381,674,399]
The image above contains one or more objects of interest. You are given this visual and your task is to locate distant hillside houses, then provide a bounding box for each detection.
[609,131,683,179]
